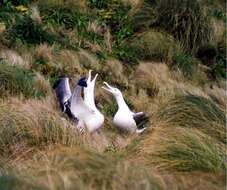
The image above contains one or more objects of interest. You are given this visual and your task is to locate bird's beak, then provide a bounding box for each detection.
[88,70,92,82]
[102,82,114,94]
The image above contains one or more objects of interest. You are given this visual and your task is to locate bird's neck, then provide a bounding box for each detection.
[115,94,130,111]
[73,85,82,101]
[84,85,97,110]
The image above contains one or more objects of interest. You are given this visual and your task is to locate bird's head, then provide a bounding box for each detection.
[87,70,98,85]
[102,82,122,97]
[77,77,87,87]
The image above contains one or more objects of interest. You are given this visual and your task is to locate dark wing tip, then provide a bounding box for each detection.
[133,113,150,129]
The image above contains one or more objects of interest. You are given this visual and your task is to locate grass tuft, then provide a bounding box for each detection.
[157,95,226,143]
[151,128,226,172]
[0,63,47,98]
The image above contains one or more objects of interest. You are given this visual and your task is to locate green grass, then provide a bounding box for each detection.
[0,63,47,98]
[152,128,226,172]
[157,95,226,143]
[172,52,198,79]
[6,13,55,45]
[131,31,182,62]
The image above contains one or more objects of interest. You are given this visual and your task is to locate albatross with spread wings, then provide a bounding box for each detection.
[54,75,104,133]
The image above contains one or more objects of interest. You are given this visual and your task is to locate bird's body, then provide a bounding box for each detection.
[84,70,104,132]
[54,77,100,132]
[69,77,96,132]
[102,82,148,133]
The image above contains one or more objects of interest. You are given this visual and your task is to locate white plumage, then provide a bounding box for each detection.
[102,82,148,133]
[83,70,104,132]
[54,76,104,133]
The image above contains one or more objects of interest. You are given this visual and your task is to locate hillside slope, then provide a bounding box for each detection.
[0,0,226,189]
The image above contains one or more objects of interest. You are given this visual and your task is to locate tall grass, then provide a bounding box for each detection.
[157,95,226,143]
[0,101,81,160]
[134,0,213,52]
[0,147,165,190]
[150,128,226,172]
[0,63,47,98]
[131,31,182,62]
[155,0,212,52]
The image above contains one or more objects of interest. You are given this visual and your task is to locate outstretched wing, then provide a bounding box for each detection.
[69,83,95,122]
[133,112,149,129]
[54,78,72,112]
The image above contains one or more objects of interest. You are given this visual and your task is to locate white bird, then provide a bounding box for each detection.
[83,70,104,132]
[54,77,100,133]
[69,77,97,132]
[102,82,149,133]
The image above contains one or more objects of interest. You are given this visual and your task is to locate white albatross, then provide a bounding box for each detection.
[69,77,104,133]
[83,70,104,132]
[54,77,100,133]
[102,82,149,133]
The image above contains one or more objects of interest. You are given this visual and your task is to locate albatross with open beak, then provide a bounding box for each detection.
[54,77,101,133]
[102,82,149,133]
[83,70,104,132]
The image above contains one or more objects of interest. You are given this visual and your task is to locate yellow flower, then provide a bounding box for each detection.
[15,5,28,13]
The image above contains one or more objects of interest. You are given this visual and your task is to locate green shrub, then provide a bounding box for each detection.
[2,0,32,6]
[0,2,20,28]
[0,62,46,98]
[212,9,226,22]
[112,40,138,63]
[7,13,55,45]
[39,1,89,30]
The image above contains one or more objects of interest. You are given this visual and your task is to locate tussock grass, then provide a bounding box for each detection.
[157,95,226,143]
[33,44,83,80]
[0,63,47,98]
[0,147,165,190]
[149,128,226,172]
[0,1,226,189]
[155,0,213,52]
[0,101,81,160]
[132,31,182,62]
[0,49,29,67]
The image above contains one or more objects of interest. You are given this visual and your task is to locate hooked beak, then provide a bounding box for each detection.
[102,82,114,94]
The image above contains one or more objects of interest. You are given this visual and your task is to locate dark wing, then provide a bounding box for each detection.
[65,101,79,123]
[54,78,72,112]
[133,112,149,129]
